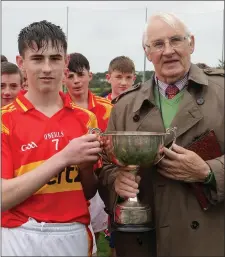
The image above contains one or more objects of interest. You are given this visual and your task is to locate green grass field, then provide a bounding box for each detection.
[96,232,111,256]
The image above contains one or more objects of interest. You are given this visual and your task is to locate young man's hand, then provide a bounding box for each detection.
[61,134,102,166]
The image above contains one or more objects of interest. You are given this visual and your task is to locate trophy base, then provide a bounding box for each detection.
[113,223,155,233]
[114,201,152,226]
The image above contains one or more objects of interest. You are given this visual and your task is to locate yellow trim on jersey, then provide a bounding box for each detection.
[1,104,17,135]
[95,96,112,102]
[86,111,98,129]
[94,96,113,120]
[16,98,28,112]
[91,94,95,108]
[1,124,9,135]
[97,101,113,120]
[70,102,98,129]
[15,160,45,177]
[1,102,15,110]
[15,161,82,194]
[1,106,16,115]
[95,96,113,105]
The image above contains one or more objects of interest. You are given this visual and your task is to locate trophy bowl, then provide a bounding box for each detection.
[101,131,167,167]
[89,128,177,229]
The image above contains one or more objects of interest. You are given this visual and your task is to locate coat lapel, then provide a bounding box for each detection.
[166,88,204,145]
[130,77,166,133]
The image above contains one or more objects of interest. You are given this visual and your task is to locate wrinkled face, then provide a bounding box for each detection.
[106,70,136,97]
[144,18,195,84]
[65,68,92,97]
[1,73,22,107]
[16,41,69,94]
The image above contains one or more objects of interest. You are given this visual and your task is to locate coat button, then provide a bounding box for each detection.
[196,97,204,105]
[191,221,199,229]
[136,236,143,245]
[133,114,140,122]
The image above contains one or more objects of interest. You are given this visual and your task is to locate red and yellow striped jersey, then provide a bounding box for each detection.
[66,90,113,132]
[1,91,98,228]
[105,93,112,102]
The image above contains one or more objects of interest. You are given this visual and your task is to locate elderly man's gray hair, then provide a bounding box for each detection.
[142,12,191,48]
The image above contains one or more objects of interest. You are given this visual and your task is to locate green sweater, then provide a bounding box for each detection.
[154,86,184,129]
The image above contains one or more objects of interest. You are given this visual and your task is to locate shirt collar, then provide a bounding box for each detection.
[106,93,112,101]
[66,90,97,111]
[154,73,189,97]
[88,90,97,110]
[15,90,74,113]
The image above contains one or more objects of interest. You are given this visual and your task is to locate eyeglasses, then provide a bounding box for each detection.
[145,35,189,53]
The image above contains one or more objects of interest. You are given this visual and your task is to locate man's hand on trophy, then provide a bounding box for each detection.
[114,167,141,198]
[157,144,210,183]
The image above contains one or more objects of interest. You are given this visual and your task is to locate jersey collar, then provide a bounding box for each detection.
[15,90,74,113]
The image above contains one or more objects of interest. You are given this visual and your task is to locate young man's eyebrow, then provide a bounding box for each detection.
[29,54,43,58]
[29,54,63,58]
[50,54,63,58]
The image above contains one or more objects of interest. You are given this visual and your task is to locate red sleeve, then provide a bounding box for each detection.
[1,117,14,179]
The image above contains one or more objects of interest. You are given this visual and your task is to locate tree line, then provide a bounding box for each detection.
[89,59,224,96]
[89,70,154,96]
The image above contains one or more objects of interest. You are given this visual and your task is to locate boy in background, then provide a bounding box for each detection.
[105,56,136,101]
[64,52,112,256]
[104,56,136,257]
[1,62,23,107]
[65,53,113,131]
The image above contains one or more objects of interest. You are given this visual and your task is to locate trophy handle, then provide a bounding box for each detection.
[88,128,112,163]
[88,127,103,136]
[154,127,177,164]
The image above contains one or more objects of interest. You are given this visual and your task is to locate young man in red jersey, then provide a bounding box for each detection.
[64,52,112,255]
[65,52,113,131]
[105,56,136,101]
[1,20,101,256]
[1,62,23,107]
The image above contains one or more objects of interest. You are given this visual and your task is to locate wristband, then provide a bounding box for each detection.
[203,170,213,184]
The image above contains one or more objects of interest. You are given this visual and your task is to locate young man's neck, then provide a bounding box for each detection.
[70,90,89,109]
[25,88,63,117]
[111,91,119,100]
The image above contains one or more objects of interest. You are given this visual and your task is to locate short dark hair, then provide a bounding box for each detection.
[1,62,23,84]
[1,55,8,63]
[18,20,67,56]
[108,56,135,74]
[68,53,90,73]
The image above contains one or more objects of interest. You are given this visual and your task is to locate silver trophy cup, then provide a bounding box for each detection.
[89,128,177,229]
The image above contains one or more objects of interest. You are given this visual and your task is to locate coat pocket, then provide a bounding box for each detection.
[157,225,171,256]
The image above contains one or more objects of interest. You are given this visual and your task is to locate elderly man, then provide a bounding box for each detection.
[98,12,224,257]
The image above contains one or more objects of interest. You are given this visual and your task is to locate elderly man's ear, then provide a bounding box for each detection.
[189,35,195,54]
[144,49,152,62]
